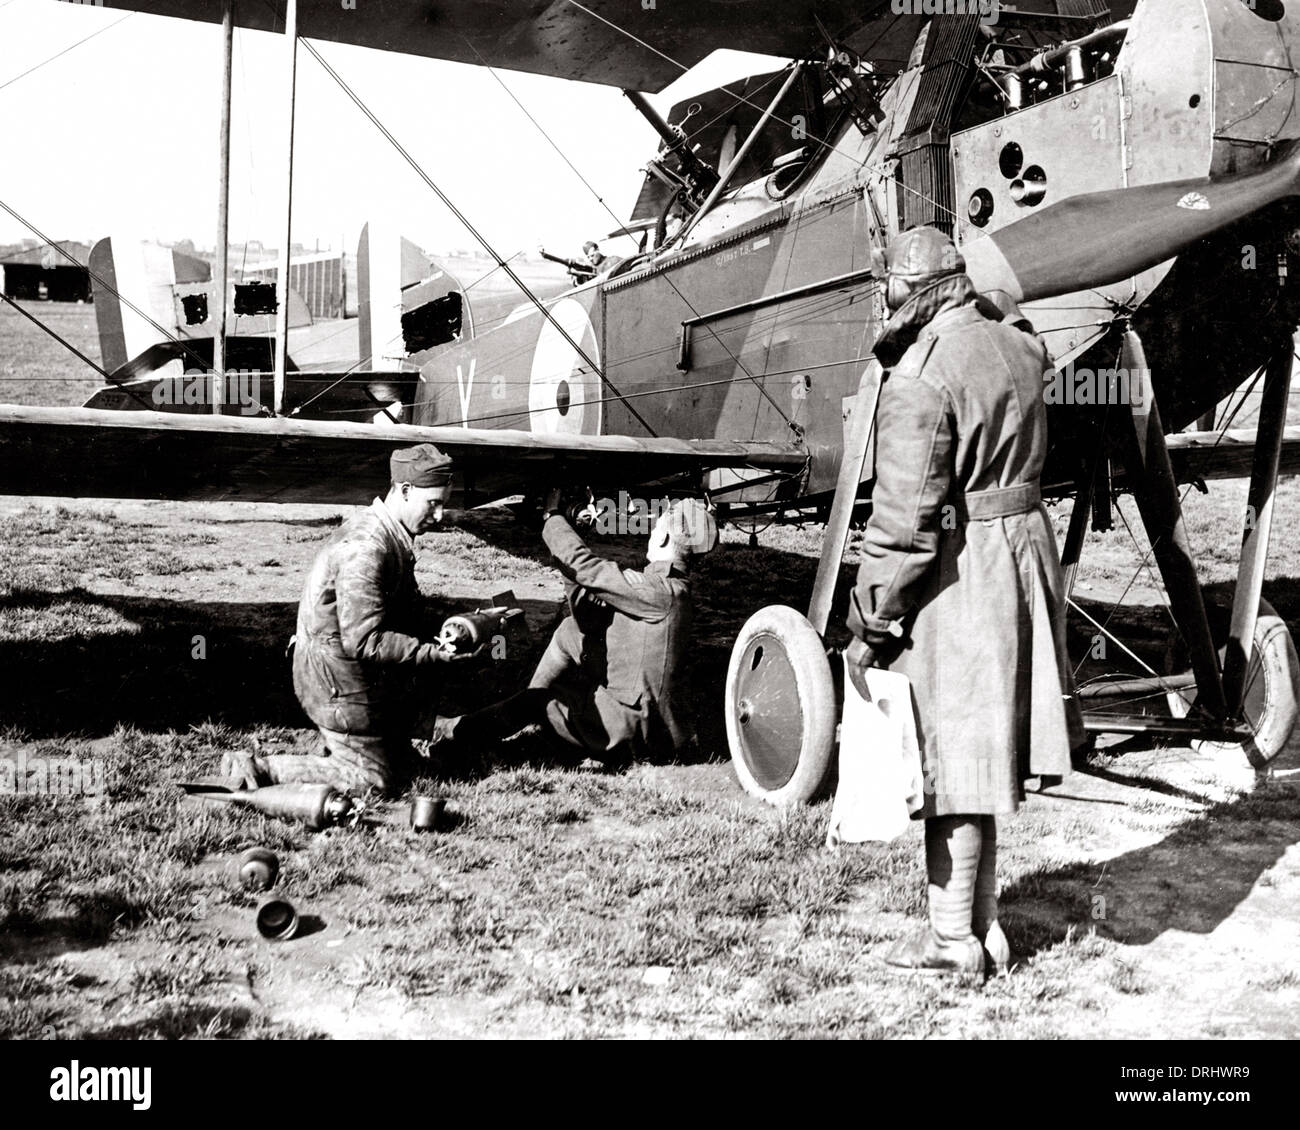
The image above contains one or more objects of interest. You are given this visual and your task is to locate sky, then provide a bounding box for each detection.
[0,0,790,261]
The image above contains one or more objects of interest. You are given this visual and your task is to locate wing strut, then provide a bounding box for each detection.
[1224,342,1294,728]
[300,40,658,437]
[671,64,805,250]
[806,360,882,636]
[1110,326,1226,720]
[213,0,234,411]
[273,0,299,416]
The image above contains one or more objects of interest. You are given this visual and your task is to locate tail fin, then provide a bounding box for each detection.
[357,222,468,370]
[89,238,329,377]
[89,237,205,374]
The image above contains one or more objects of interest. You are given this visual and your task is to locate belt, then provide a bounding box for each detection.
[954,482,1041,521]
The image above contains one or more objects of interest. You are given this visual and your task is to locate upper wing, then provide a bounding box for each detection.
[0,405,805,505]
[91,0,1107,91]
[95,0,884,91]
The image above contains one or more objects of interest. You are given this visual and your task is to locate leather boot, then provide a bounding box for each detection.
[220,749,269,790]
[428,689,552,751]
[885,815,985,977]
[426,715,460,748]
[973,815,1011,975]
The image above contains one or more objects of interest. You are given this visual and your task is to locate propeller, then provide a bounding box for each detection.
[963,143,1300,304]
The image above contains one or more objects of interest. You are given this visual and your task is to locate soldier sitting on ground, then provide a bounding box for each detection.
[430,493,718,766]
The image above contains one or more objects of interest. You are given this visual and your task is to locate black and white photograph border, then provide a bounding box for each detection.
[1,0,1298,1062]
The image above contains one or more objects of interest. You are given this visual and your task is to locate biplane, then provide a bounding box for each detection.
[4,0,1300,804]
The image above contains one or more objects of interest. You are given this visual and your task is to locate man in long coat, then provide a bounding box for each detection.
[846,226,1083,976]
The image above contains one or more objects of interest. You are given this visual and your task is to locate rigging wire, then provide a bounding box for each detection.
[0,198,273,414]
[289,250,540,416]
[0,291,154,410]
[297,37,658,438]
[3,0,946,433]
[326,350,881,429]
[296,52,802,431]
[681,70,787,148]
[563,0,958,223]
[287,329,412,417]
[1068,597,1162,679]
[8,0,969,421]
[0,12,134,94]
[1083,342,1271,641]
[459,38,798,433]
[1067,334,1282,723]
[390,286,874,426]
[265,1,1286,722]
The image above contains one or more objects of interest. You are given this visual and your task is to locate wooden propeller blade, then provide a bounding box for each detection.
[964,144,1300,303]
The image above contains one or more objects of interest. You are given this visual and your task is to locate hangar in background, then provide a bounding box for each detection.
[0,241,94,302]
[246,249,350,320]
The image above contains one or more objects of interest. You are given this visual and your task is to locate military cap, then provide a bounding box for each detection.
[390,443,452,487]
[661,497,719,556]
[871,226,966,282]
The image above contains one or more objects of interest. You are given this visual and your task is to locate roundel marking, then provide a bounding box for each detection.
[529,296,601,434]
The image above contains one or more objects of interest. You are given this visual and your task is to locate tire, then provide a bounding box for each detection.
[725,604,837,806]
[1166,599,1300,767]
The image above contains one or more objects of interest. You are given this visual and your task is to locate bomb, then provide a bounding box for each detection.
[437,593,525,655]
[184,783,355,831]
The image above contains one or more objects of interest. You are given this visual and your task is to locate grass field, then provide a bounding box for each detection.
[2,300,1299,1039]
[0,300,102,409]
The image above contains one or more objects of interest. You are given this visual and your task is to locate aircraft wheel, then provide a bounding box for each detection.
[1166,599,1299,767]
[725,605,837,806]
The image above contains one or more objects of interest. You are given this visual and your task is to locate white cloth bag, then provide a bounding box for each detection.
[826,656,926,845]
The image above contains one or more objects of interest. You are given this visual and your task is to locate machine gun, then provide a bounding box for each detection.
[539,248,597,285]
[623,89,719,212]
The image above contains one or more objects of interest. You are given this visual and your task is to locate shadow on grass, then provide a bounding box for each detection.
[19,510,1293,773]
[0,589,557,739]
[81,1004,328,1040]
[1000,783,1299,959]
[0,514,865,768]
[0,892,145,963]
[1073,758,1223,807]
[83,1004,256,1040]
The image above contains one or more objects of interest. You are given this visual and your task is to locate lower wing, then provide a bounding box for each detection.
[1166,428,1300,484]
[0,405,806,506]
